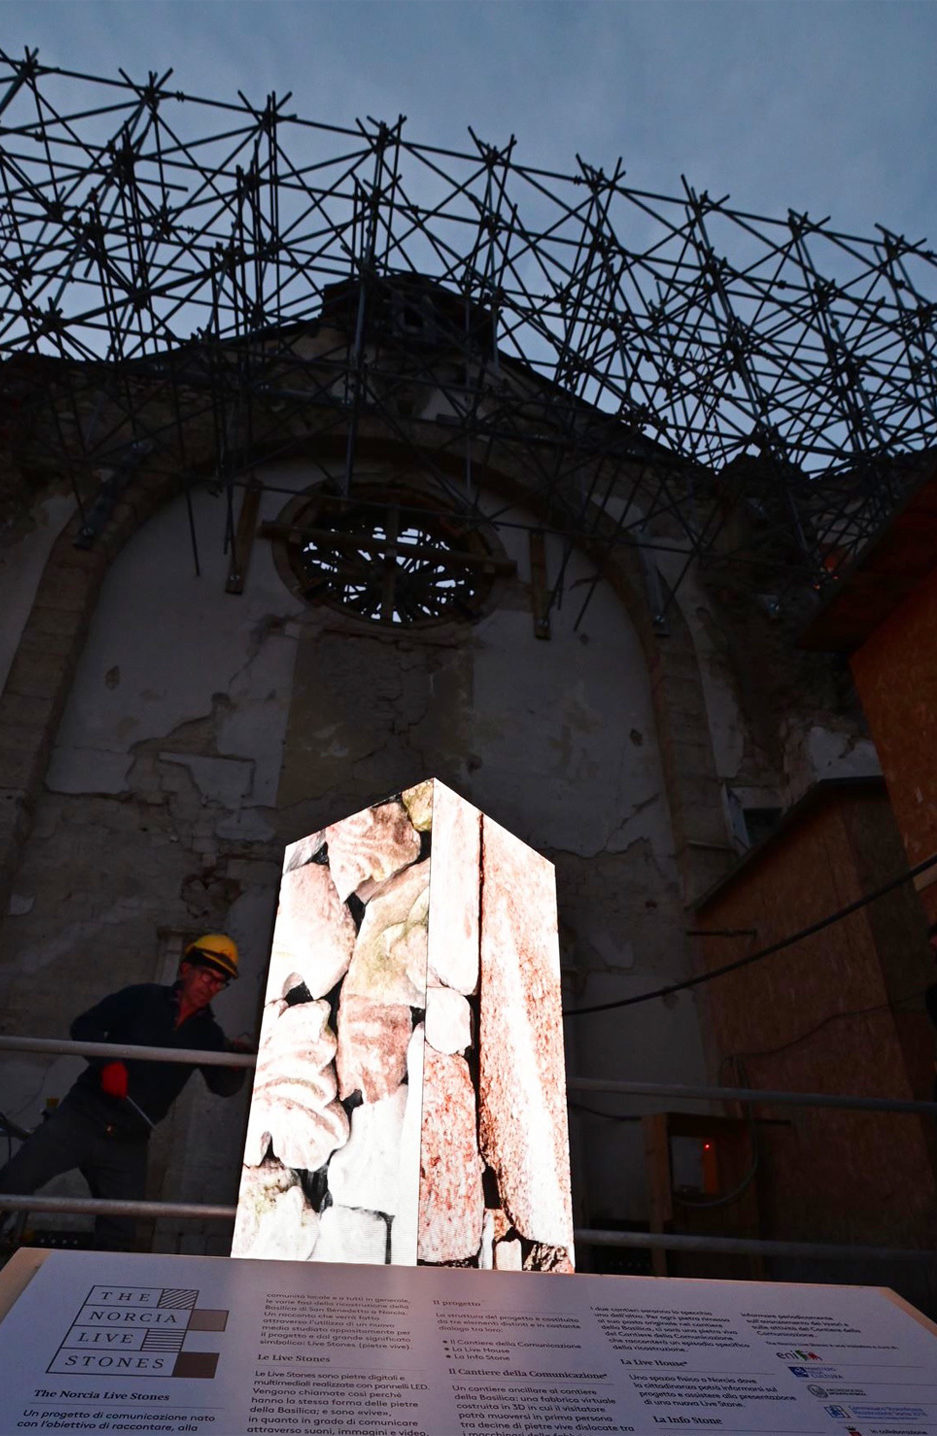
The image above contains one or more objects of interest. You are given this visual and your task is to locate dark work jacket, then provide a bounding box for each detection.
[70,983,244,1137]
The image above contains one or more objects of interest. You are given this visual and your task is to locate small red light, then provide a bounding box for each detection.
[701,1139,719,1195]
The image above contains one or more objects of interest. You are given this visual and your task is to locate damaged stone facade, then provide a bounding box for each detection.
[233,781,573,1271]
[0,313,879,1258]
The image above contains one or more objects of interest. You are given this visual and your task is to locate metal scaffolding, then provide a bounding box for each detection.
[1,48,935,615]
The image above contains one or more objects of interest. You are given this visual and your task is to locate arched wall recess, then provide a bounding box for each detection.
[0,420,733,922]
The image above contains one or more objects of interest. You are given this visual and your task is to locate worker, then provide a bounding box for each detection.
[0,934,251,1250]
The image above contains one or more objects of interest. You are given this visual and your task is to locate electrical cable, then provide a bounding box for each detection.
[718,988,928,1076]
[569,1102,641,1123]
[564,849,937,1017]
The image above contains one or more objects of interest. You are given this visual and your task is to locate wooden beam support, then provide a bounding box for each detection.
[529,529,551,639]
[225,478,262,595]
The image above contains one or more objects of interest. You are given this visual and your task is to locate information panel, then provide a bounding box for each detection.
[0,1250,935,1435]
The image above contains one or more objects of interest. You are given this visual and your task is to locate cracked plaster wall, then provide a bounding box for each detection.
[275,494,708,1222]
[1,463,720,1238]
[599,494,754,801]
[597,495,781,845]
[655,549,881,833]
[0,474,309,1248]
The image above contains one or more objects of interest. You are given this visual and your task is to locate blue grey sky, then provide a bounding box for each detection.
[2,1,934,243]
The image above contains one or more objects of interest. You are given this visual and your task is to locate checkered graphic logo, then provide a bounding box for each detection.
[48,1285,228,1379]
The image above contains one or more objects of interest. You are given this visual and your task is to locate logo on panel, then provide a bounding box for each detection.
[48,1286,227,1378]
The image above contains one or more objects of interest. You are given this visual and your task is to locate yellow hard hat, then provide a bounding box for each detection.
[184,932,239,981]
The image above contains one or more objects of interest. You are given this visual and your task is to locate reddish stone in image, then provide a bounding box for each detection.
[337,993,413,1102]
[418,1045,484,1263]
[325,799,421,901]
[478,815,574,1254]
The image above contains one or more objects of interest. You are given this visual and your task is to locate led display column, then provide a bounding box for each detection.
[232,780,574,1271]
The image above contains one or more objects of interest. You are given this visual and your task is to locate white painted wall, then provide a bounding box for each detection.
[45,479,307,806]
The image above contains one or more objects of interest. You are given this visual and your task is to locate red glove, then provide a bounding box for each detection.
[99,1060,129,1099]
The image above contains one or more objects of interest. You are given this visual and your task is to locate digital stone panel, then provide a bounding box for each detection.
[232,780,574,1271]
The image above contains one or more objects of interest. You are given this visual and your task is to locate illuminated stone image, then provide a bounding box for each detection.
[232,780,573,1271]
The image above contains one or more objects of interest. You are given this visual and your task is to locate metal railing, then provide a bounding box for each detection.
[0,1035,256,1068]
[568,1074,937,1116]
[3,1034,937,1265]
[5,1036,937,1115]
[0,1194,236,1222]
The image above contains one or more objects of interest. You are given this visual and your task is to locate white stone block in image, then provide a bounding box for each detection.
[391,1025,425,1267]
[315,1205,388,1263]
[232,1164,319,1261]
[266,861,356,1001]
[328,1085,408,1214]
[425,985,472,1054]
[233,781,573,1272]
[241,999,349,1171]
[426,781,480,994]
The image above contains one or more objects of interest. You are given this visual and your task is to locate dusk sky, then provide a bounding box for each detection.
[2,1,935,247]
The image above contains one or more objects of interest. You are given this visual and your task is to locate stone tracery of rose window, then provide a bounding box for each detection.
[269,486,512,628]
